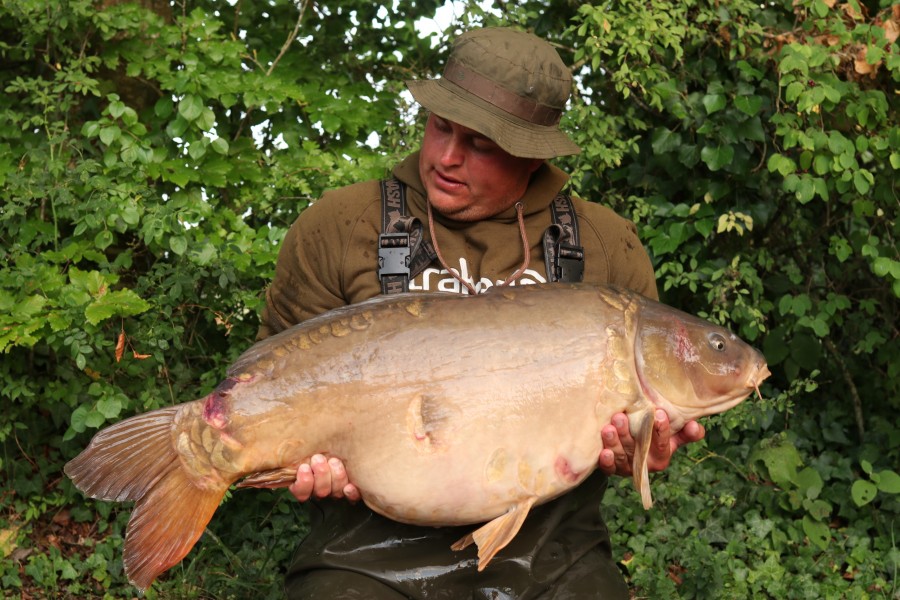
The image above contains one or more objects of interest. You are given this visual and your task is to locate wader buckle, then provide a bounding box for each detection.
[378,232,411,279]
[556,243,585,282]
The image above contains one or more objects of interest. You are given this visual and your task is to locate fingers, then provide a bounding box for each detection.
[599,412,706,477]
[311,454,335,499]
[288,454,359,503]
[343,483,361,503]
[599,414,633,476]
[598,433,617,476]
[671,419,706,450]
[289,463,316,502]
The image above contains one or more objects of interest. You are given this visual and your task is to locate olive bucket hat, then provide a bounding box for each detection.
[406,27,581,159]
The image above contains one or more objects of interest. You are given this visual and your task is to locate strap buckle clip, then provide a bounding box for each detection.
[378,233,411,279]
[556,243,584,282]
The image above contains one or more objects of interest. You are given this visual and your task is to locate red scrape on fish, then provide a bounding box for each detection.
[674,319,698,363]
[202,376,249,429]
[554,456,581,483]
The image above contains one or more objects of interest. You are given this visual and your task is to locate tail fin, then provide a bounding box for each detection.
[65,406,229,591]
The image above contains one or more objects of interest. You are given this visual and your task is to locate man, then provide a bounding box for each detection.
[259,27,704,599]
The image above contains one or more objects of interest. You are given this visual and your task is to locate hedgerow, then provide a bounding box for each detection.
[1,0,896,598]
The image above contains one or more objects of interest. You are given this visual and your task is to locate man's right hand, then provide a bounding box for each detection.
[289,454,361,503]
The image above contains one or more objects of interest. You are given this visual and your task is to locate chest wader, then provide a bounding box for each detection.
[283,180,628,600]
[376,178,585,292]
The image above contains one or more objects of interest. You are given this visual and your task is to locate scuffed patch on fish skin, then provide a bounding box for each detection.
[406,394,456,453]
[516,460,548,495]
[554,456,582,483]
[202,391,229,430]
[202,374,254,430]
[174,401,241,485]
[673,318,699,363]
[406,394,434,451]
[402,298,425,317]
[597,286,628,312]
[485,448,508,484]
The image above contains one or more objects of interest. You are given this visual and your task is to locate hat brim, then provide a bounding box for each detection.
[406,78,581,159]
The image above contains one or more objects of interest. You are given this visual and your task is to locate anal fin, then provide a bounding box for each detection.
[451,497,537,571]
[236,467,298,489]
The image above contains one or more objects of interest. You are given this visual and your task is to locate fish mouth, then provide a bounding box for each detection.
[748,361,772,401]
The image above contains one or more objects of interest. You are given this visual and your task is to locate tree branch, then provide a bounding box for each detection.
[824,338,865,439]
[267,0,308,77]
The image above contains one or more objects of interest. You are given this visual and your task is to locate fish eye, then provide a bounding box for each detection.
[708,332,727,352]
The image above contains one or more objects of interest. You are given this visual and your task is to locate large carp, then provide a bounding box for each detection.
[65,283,770,590]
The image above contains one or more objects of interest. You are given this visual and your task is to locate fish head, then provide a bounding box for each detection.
[634,302,771,429]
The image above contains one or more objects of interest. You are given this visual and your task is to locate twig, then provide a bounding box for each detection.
[267,0,308,77]
[234,0,308,142]
[824,338,865,438]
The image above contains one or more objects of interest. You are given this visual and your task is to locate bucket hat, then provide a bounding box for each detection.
[406,27,581,159]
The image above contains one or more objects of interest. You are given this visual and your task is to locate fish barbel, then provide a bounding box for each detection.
[65,283,770,590]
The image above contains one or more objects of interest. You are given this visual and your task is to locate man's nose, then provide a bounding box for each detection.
[439,134,465,166]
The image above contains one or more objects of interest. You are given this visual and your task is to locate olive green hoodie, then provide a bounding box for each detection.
[259,152,656,338]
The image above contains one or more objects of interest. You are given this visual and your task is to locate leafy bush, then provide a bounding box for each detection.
[1,0,896,598]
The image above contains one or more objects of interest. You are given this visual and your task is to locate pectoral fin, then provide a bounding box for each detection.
[629,409,655,509]
[451,497,537,571]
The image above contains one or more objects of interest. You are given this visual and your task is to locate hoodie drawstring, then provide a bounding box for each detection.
[426,200,531,295]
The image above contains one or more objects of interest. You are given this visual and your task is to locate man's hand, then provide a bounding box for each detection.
[288,454,361,503]
[597,410,705,476]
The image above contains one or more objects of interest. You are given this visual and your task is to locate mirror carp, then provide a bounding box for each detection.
[65,283,770,590]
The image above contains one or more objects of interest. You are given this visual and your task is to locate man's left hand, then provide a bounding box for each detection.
[597,409,705,476]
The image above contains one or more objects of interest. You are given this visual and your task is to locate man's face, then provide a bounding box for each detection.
[418,114,543,222]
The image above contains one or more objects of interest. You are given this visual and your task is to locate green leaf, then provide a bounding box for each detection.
[796,467,823,500]
[702,93,726,114]
[84,409,105,429]
[84,289,151,325]
[733,95,762,116]
[754,441,802,489]
[795,176,815,203]
[700,145,734,171]
[812,0,829,17]
[69,405,89,433]
[851,480,877,506]
[768,153,795,176]
[94,230,113,250]
[81,121,100,138]
[651,128,681,154]
[875,470,900,494]
[99,126,120,146]
[108,99,126,118]
[170,235,188,255]
[96,397,122,419]
[853,171,870,194]
[802,515,830,550]
[178,94,204,121]
[872,257,899,279]
[155,97,174,118]
[210,137,230,155]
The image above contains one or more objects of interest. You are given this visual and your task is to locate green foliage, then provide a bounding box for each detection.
[1,0,897,598]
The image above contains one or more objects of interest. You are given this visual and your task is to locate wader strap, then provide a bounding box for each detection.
[543,193,585,283]
[378,178,436,295]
